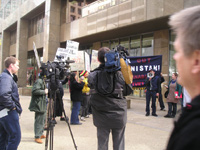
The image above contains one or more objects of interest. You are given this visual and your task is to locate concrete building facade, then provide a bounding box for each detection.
[0,0,199,97]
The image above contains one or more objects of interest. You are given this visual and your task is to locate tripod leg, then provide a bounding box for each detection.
[57,90,78,150]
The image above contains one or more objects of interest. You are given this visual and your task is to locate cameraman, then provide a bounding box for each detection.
[88,47,127,150]
[145,69,160,117]
[29,70,48,144]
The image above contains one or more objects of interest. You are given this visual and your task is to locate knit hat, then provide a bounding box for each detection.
[80,70,88,77]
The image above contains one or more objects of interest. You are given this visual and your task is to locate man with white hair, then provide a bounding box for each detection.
[167,5,200,150]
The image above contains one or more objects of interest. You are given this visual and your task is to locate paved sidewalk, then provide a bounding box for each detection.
[18,92,178,150]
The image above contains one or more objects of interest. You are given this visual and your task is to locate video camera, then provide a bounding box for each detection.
[115,45,129,58]
[40,56,74,91]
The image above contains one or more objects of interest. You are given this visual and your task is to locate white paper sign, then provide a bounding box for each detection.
[33,42,41,68]
[85,52,90,72]
[66,40,79,57]
[70,51,85,71]
[54,48,69,62]
[91,50,99,71]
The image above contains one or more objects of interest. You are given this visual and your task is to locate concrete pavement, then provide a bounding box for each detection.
[17,92,178,150]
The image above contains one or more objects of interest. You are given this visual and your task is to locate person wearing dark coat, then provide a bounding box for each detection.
[29,74,48,144]
[145,69,160,117]
[0,56,22,150]
[70,72,85,125]
[88,47,127,150]
[55,77,69,121]
[158,73,165,110]
[166,6,200,150]
[13,73,18,83]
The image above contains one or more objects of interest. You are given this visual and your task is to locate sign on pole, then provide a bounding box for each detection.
[90,50,99,71]
[66,40,79,57]
[85,52,90,72]
[33,42,41,68]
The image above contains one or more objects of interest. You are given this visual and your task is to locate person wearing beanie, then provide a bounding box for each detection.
[80,70,90,121]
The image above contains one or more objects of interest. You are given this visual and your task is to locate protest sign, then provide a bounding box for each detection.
[70,51,85,71]
[85,52,90,72]
[90,50,99,71]
[128,55,162,89]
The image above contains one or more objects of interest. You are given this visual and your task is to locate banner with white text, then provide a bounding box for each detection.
[127,55,162,89]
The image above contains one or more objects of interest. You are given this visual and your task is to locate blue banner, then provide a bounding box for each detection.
[127,55,162,89]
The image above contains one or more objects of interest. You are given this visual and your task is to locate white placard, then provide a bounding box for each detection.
[85,52,90,72]
[33,42,41,68]
[54,48,69,62]
[66,40,79,57]
[70,51,85,71]
[90,50,99,71]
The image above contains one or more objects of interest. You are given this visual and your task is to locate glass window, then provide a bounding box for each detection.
[110,39,119,50]
[70,15,76,21]
[78,8,81,15]
[169,30,176,77]
[10,29,16,45]
[101,41,110,48]
[70,6,75,13]
[142,34,154,56]
[119,37,129,49]
[130,36,140,56]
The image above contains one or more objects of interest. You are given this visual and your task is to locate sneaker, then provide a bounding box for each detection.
[85,115,89,118]
[40,135,46,139]
[160,108,166,111]
[35,138,43,144]
[152,113,158,117]
[80,117,86,121]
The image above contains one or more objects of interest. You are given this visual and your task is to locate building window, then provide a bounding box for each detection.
[78,8,82,15]
[101,41,110,48]
[130,36,141,56]
[141,34,154,56]
[119,38,129,50]
[70,15,76,21]
[169,30,176,77]
[70,6,75,13]
[110,39,119,50]
[28,13,45,37]
[10,29,16,45]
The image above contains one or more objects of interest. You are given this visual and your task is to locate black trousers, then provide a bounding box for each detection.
[146,90,156,114]
[167,102,177,116]
[158,93,165,109]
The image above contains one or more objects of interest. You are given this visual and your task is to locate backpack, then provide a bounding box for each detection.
[104,50,121,72]
[95,69,116,96]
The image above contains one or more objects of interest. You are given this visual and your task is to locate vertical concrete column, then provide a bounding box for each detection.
[16,19,28,87]
[43,0,61,62]
[0,31,10,72]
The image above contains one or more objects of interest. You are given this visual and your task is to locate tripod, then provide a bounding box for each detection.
[45,88,78,150]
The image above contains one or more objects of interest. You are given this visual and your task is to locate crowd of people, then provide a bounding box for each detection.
[0,5,200,150]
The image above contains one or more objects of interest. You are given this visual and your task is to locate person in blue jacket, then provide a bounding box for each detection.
[145,69,160,117]
[0,56,22,150]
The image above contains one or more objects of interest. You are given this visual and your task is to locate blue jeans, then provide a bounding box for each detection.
[70,101,81,124]
[0,110,21,150]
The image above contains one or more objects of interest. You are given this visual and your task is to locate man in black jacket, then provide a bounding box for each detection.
[88,47,127,150]
[167,5,200,150]
[145,69,160,117]
[0,56,22,150]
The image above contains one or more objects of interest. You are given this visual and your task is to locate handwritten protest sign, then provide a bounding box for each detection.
[90,50,99,71]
